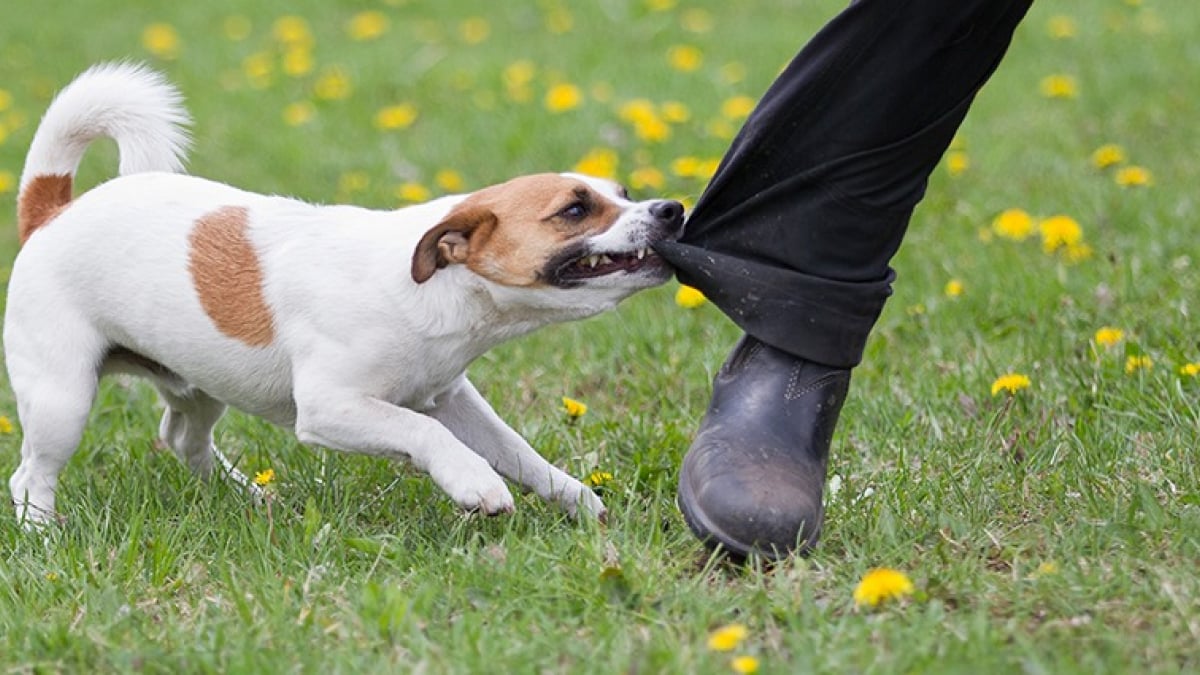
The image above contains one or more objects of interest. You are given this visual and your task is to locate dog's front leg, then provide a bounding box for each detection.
[293,389,514,515]
[428,377,606,521]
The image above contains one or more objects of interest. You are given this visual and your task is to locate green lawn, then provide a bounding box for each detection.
[2,1,1198,672]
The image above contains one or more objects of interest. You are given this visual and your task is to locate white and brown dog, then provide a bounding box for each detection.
[5,63,683,525]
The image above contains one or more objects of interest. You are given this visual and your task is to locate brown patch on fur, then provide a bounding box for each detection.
[188,206,276,346]
[412,174,624,286]
[17,174,73,244]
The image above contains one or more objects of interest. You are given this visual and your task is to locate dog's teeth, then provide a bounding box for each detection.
[587,255,600,268]
[600,255,613,265]
[637,248,646,260]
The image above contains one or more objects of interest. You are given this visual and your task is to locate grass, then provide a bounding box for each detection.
[2,0,1199,672]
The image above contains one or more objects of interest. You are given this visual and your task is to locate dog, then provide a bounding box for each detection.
[5,63,684,525]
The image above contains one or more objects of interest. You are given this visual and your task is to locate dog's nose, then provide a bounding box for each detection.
[650,199,685,226]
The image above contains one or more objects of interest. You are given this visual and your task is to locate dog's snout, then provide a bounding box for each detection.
[650,200,685,226]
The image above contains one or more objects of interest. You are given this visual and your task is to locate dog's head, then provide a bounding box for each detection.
[412,173,683,299]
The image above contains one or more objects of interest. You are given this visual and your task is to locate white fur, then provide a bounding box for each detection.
[6,63,681,525]
[20,62,190,187]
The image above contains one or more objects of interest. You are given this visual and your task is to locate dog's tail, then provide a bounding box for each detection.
[17,62,191,245]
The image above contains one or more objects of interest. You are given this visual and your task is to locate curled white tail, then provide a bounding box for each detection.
[18,62,191,244]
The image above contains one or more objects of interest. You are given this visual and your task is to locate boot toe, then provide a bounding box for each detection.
[679,437,824,560]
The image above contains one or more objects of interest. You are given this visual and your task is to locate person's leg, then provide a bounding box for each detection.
[655,0,1034,559]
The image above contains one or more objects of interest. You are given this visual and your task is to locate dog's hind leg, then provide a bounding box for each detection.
[155,387,262,501]
[6,328,104,525]
[156,388,226,477]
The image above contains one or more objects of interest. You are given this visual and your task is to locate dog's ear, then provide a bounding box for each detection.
[411,204,497,283]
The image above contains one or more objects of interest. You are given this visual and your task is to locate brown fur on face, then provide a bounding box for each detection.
[411,174,625,286]
[188,206,276,346]
[18,174,73,245]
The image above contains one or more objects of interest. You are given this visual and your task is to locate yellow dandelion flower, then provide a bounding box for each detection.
[574,148,619,180]
[347,10,389,41]
[273,16,313,47]
[668,45,703,72]
[721,95,756,120]
[374,103,419,130]
[338,171,370,195]
[661,101,691,124]
[253,468,275,486]
[853,567,915,607]
[675,285,707,309]
[945,150,970,177]
[1063,242,1093,264]
[645,0,677,11]
[544,83,583,113]
[435,169,465,193]
[1039,74,1079,99]
[223,15,252,41]
[1035,561,1059,576]
[282,47,314,78]
[44,572,58,582]
[1047,15,1078,39]
[1179,363,1200,377]
[313,67,352,101]
[142,23,181,60]
[1039,215,1083,254]
[992,208,1034,241]
[731,656,760,674]
[991,373,1031,396]
[634,116,671,143]
[503,60,536,88]
[629,166,665,191]
[619,99,657,123]
[242,52,274,89]
[396,182,431,203]
[503,61,535,103]
[719,62,747,85]
[585,470,613,488]
[1115,166,1152,187]
[282,102,315,127]
[562,396,588,419]
[707,118,737,140]
[944,279,964,298]
[1091,144,1126,170]
[707,623,748,652]
[0,170,15,194]
[671,156,705,178]
[1094,327,1125,348]
[0,416,13,434]
[1125,355,1153,374]
[545,7,574,34]
[460,17,491,44]
[681,8,714,33]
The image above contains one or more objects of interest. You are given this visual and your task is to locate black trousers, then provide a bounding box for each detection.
[655,0,1034,368]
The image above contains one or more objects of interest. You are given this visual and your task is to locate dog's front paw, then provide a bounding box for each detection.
[560,484,607,522]
[445,474,515,516]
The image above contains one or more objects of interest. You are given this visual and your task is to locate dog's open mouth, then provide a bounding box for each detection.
[556,246,666,282]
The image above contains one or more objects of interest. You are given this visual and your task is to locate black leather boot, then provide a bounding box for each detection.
[677,334,851,560]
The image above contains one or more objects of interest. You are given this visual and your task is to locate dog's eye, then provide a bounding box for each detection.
[559,202,588,220]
